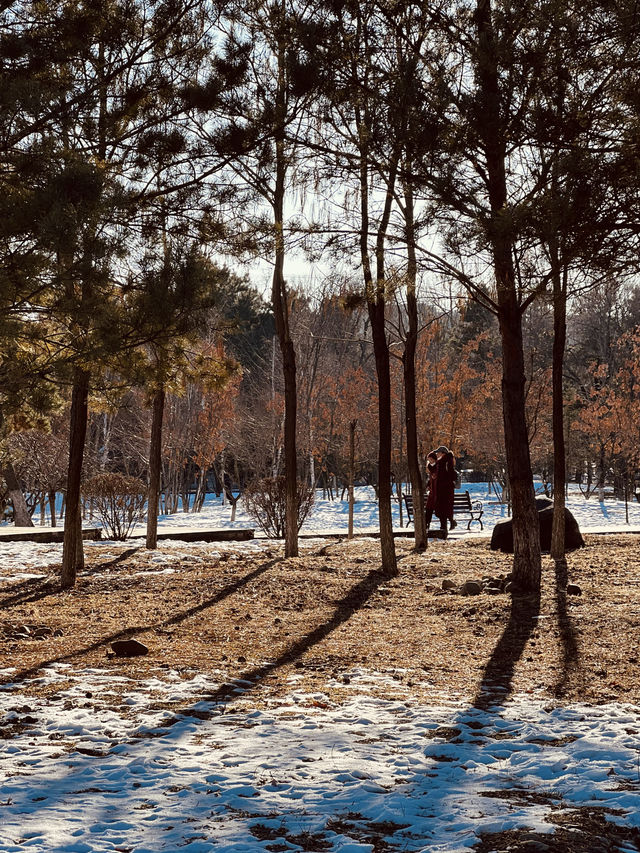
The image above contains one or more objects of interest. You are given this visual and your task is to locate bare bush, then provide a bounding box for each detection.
[242,476,314,538]
[83,473,147,540]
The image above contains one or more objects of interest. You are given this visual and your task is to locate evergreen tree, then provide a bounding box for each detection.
[1,0,221,584]
[202,0,324,558]
[126,246,239,548]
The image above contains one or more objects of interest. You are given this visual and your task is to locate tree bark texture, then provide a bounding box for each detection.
[402,179,427,550]
[272,30,298,558]
[348,419,356,539]
[475,0,541,590]
[146,386,165,550]
[2,462,33,527]
[499,305,541,589]
[61,368,90,588]
[357,133,398,575]
[369,302,398,575]
[551,264,567,561]
[49,490,57,527]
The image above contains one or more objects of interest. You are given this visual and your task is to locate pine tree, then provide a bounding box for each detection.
[1,1,222,585]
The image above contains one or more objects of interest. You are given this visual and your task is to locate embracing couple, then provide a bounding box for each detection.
[425,445,459,539]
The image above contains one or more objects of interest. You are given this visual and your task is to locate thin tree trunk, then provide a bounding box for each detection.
[272,26,298,558]
[624,469,629,524]
[551,261,567,562]
[354,59,398,575]
[370,305,397,574]
[193,470,206,513]
[220,450,227,506]
[348,419,356,539]
[62,368,90,588]
[475,0,540,591]
[146,387,165,550]
[309,413,315,489]
[402,175,427,550]
[1,462,33,527]
[49,490,57,527]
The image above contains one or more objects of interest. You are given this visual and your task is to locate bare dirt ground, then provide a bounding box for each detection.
[1,533,638,707]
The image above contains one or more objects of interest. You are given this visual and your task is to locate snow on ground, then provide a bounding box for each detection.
[2,486,640,851]
[3,483,639,580]
[1,664,640,853]
[131,482,640,535]
[5,483,640,543]
[130,482,640,536]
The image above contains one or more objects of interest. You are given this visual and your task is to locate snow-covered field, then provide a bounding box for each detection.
[5,482,640,540]
[1,665,639,852]
[2,486,640,852]
[3,483,639,577]
[135,481,640,536]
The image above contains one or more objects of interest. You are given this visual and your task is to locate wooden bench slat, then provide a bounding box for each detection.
[403,490,483,531]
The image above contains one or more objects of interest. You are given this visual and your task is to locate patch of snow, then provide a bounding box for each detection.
[1,666,639,852]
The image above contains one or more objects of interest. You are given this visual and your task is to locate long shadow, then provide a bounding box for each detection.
[0,558,279,686]
[83,547,141,576]
[473,587,541,711]
[149,568,389,724]
[0,548,142,609]
[552,558,581,698]
[0,577,61,609]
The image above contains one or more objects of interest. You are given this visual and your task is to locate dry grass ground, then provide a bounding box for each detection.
[1,533,639,708]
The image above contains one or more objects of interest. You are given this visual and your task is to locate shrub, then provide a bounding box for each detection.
[83,473,147,540]
[242,476,314,538]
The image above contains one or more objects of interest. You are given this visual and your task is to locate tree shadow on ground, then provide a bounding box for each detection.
[159,568,389,722]
[0,577,61,609]
[83,548,141,576]
[473,588,541,711]
[552,558,581,698]
[0,548,142,609]
[0,558,280,685]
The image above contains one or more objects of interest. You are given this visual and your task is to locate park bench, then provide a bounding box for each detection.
[403,490,484,530]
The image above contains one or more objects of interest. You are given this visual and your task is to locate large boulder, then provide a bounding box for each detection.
[490,503,584,553]
[535,495,553,511]
[537,506,584,551]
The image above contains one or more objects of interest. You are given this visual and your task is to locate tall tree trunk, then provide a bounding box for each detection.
[61,368,90,588]
[475,0,540,591]
[499,306,541,589]
[49,489,57,527]
[308,412,315,489]
[353,47,398,576]
[550,262,567,562]
[219,451,227,505]
[549,34,568,565]
[146,387,165,550]
[402,176,427,550]
[2,461,33,527]
[272,29,298,558]
[369,305,397,574]
[359,203,398,572]
[348,419,356,539]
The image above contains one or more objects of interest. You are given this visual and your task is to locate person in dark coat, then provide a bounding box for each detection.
[434,445,457,537]
[424,451,438,530]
